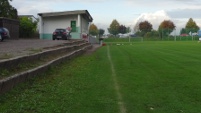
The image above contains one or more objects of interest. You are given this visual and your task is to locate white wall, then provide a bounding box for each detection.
[43,15,77,34]
[81,16,89,34]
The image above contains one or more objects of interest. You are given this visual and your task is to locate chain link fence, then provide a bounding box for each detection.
[137,28,200,41]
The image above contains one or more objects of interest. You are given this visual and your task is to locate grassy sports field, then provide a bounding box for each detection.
[1,40,201,113]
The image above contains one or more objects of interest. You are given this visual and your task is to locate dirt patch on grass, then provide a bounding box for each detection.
[85,44,101,55]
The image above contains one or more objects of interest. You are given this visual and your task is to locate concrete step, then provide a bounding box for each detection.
[0,40,92,95]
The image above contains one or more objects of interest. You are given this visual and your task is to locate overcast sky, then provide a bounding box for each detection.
[10,0,201,33]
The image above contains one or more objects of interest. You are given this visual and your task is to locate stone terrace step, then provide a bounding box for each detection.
[0,40,89,70]
[0,40,92,95]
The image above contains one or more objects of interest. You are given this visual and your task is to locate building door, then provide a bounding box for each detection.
[71,21,76,32]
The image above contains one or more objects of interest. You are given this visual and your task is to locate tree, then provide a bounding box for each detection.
[185,18,199,33]
[134,22,140,33]
[119,25,127,34]
[19,17,37,38]
[0,0,18,19]
[98,29,105,36]
[98,29,105,42]
[89,23,98,36]
[108,19,120,36]
[158,20,175,38]
[126,27,131,33]
[180,28,187,34]
[139,21,152,32]
[138,21,153,36]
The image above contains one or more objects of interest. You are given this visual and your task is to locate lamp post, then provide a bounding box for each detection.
[129,27,131,43]
[115,24,118,37]
[174,28,176,41]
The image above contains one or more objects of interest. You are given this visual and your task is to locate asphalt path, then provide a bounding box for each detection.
[0,39,101,60]
[0,39,69,59]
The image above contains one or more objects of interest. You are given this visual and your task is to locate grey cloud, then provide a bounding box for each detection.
[124,0,201,8]
[167,8,201,18]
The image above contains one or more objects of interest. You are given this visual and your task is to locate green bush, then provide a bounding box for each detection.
[19,17,37,38]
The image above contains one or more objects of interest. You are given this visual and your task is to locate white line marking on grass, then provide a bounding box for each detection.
[107,46,127,113]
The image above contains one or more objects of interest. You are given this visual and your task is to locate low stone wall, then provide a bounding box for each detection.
[0,42,90,71]
[0,44,92,95]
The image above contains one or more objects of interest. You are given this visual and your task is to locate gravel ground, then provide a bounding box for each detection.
[0,39,70,59]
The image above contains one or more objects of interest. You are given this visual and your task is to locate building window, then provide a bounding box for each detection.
[71,21,76,32]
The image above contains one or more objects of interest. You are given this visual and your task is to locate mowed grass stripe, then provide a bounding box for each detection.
[151,42,201,75]
[155,42,201,60]
[108,41,201,113]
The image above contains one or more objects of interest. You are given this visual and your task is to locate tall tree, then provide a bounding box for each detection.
[138,21,152,36]
[185,18,199,33]
[180,28,187,34]
[98,29,105,42]
[98,29,105,36]
[126,27,131,33]
[158,20,175,38]
[134,22,140,33]
[108,19,120,36]
[119,25,127,34]
[0,0,18,19]
[139,21,152,33]
[89,23,98,36]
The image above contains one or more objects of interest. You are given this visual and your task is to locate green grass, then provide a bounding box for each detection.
[0,48,119,113]
[1,41,201,113]
[0,53,13,59]
[109,41,201,113]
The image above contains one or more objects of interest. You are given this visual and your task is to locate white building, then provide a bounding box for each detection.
[38,10,93,39]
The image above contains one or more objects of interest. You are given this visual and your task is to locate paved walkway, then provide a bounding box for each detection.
[0,39,101,59]
[0,39,68,58]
